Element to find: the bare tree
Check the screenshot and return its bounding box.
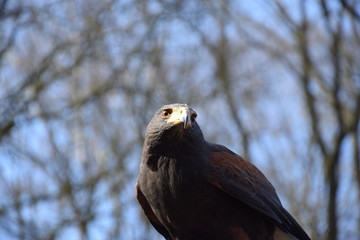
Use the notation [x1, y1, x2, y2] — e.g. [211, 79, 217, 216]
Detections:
[1, 0, 359, 240]
[252, 0, 360, 239]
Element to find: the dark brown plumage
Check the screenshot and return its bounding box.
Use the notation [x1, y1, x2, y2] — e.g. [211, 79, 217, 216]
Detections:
[136, 103, 310, 240]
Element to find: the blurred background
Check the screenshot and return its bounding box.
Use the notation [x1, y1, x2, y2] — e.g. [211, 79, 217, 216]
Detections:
[1, 0, 359, 239]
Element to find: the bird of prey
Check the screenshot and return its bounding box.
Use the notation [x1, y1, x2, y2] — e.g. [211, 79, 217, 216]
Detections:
[136, 103, 310, 240]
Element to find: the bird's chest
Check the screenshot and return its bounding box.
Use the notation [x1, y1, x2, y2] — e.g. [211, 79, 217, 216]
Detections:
[142, 156, 211, 228]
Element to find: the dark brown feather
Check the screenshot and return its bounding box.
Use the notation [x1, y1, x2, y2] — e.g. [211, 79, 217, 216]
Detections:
[208, 150, 282, 222]
[208, 145, 310, 240]
[229, 226, 250, 240]
[136, 181, 172, 240]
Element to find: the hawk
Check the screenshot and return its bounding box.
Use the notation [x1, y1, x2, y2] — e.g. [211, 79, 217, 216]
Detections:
[136, 103, 310, 240]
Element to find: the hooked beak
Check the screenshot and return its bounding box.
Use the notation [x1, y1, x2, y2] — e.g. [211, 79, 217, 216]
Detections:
[166, 106, 196, 129]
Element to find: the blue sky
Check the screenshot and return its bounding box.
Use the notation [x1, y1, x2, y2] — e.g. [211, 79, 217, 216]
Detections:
[1, 0, 359, 239]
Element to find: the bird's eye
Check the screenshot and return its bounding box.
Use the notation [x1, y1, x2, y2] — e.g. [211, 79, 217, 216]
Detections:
[161, 109, 173, 119]
[191, 112, 197, 122]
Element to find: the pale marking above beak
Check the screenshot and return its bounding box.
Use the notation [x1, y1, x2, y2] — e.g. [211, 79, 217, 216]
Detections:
[166, 106, 194, 129]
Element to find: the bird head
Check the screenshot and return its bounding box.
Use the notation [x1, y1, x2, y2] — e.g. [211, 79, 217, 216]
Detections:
[145, 103, 203, 147]
[160, 103, 197, 129]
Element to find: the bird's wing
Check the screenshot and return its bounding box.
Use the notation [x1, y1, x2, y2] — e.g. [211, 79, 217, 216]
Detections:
[136, 181, 172, 240]
[207, 144, 310, 240]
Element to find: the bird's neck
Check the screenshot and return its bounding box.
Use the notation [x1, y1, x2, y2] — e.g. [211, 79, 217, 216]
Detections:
[142, 134, 207, 171]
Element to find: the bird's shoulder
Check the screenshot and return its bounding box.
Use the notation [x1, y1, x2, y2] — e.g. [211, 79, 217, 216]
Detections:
[206, 143, 311, 240]
[207, 143, 277, 196]
[206, 143, 283, 221]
